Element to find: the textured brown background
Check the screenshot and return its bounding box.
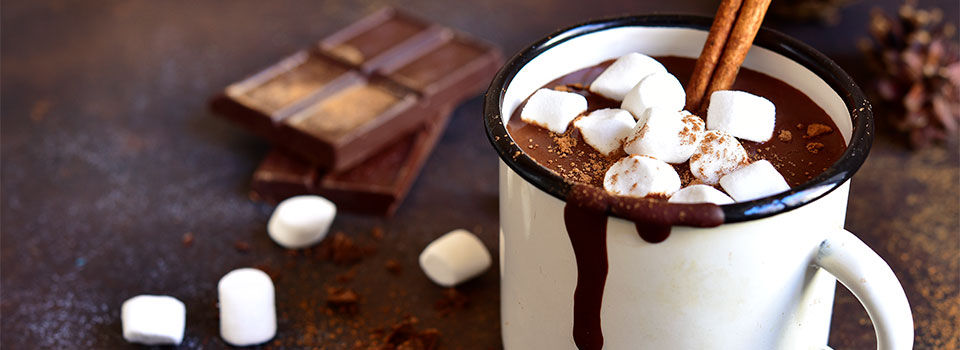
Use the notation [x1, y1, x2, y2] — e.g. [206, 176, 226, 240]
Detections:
[2, 0, 957, 349]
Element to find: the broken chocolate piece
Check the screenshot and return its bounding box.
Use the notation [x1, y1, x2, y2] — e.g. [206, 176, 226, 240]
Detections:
[250, 105, 453, 216]
[211, 8, 502, 171]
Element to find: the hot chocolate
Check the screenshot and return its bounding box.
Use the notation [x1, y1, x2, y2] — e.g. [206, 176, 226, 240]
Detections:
[507, 56, 846, 191]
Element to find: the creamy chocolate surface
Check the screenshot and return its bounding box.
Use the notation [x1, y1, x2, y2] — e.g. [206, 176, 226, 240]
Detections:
[507, 56, 848, 190]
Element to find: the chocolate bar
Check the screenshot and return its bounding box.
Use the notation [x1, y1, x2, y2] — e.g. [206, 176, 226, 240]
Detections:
[211, 8, 501, 171]
[250, 105, 454, 216]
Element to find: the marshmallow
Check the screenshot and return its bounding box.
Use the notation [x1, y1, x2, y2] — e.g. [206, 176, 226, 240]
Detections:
[668, 184, 735, 205]
[719, 160, 791, 202]
[419, 229, 492, 287]
[707, 90, 776, 142]
[219, 268, 276, 346]
[621, 71, 686, 119]
[622, 108, 706, 163]
[689, 130, 749, 185]
[520, 88, 587, 134]
[267, 195, 336, 249]
[121, 295, 185, 345]
[603, 155, 681, 198]
[573, 108, 636, 155]
[589, 53, 667, 101]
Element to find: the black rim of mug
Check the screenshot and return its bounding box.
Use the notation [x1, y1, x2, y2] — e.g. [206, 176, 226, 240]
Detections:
[482, 14, 873, 224]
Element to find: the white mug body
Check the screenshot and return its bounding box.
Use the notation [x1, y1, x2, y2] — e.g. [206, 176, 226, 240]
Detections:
[491, 20, 877, 350]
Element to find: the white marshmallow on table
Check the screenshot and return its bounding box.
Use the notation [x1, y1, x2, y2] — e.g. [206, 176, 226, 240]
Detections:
[668, 184, 735, 205]
[121, 295, 185, 345]
[520, 88, 587, 134]
[603, 155, 681, 198]
[588, 52, 667, 101]
[572, 108, 636, 155]
[620, 71, 686, 119]
[720, 159, 791, 202]
[219, 268, 276, 347]
[419, 229, 492, 287]
[267, 195, 336, 249]
[622, 107, 706, 164]
[707, 90, 776, 142]
[689, 130, 750, 185]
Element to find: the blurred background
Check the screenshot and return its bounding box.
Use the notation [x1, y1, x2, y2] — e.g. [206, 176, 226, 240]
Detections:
[2, 0, 957, 348]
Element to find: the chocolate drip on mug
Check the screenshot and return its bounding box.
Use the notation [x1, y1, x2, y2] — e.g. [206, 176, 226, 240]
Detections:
[564, 184, 724, 349]
[564, 186, 609, 350]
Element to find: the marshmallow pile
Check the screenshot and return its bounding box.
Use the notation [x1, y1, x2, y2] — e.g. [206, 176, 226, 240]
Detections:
[521, 52, 792, 203]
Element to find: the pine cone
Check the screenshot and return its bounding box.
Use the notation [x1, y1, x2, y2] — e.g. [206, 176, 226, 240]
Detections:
[860, 0, 960, 149]
[770, 0, 853, 24]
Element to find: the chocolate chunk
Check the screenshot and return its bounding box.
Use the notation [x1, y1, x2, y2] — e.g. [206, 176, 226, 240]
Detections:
[806, 142, 825, 154]
[211, 8, 501, 171]
[233, 240, 251, 252]
[778, 130, 793, 142]
[326, 286, 360, 314]
[804, 123, 834, 139]
[384, 259, 403, 275]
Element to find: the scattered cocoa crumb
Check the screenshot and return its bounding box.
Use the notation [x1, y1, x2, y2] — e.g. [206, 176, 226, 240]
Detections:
[371, 227, 385, 240]
[804, 123, 833, 139]
[326, 286, 360, 314]
[385, 259, 402, 275]
[568, 83, 586, 90]
[253, 263, 281, 281]
[806, 142, 825, 154]
[554, 134, 577, 155]
[366, 317, 440, 350]
[796, 123, 804, 129]
[233, 240, 250, 252]
[778, 130, 793, 142]
[336, 268, 357, 283]
[552, 84, 571, 92]
[434, 288, 470, 317]
[317, 232, 372, 265]
[181, 232, 194, 247]
[30, 99, 52, 122]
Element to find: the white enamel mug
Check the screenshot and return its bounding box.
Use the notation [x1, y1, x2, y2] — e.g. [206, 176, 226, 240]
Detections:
[483, 15, 913, 350]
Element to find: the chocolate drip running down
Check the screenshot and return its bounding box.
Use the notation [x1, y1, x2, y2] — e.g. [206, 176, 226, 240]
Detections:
[564, 184, 724, 349]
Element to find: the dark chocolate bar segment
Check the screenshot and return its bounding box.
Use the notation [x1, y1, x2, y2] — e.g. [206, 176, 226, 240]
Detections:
[385, 36, 496, 96]
[320, 7, 448, 72]
[212, 7, 502, 172]
[251, 105, 454, 216]
[249, 150, 318, 203]
[223, 51, 358, 121]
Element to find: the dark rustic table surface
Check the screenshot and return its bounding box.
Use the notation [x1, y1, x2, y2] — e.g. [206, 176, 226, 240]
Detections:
[2, 0, 958, 349]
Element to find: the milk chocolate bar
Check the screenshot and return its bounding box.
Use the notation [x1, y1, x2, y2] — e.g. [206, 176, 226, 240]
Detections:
[211, 8, 501, 171]
[250, 105, 453, 216]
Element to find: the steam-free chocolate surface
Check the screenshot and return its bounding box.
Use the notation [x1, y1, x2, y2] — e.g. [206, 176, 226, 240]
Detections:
[2, 1, 957, 349]
[508, 56, 847, 190]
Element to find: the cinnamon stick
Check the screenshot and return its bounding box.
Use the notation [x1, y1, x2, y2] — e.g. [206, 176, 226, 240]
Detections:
[702, 0, 772, 106]
[685, 0, 743, 113]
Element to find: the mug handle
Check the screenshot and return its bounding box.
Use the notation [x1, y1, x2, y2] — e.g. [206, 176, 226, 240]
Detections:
[814, 228, 914, 350]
